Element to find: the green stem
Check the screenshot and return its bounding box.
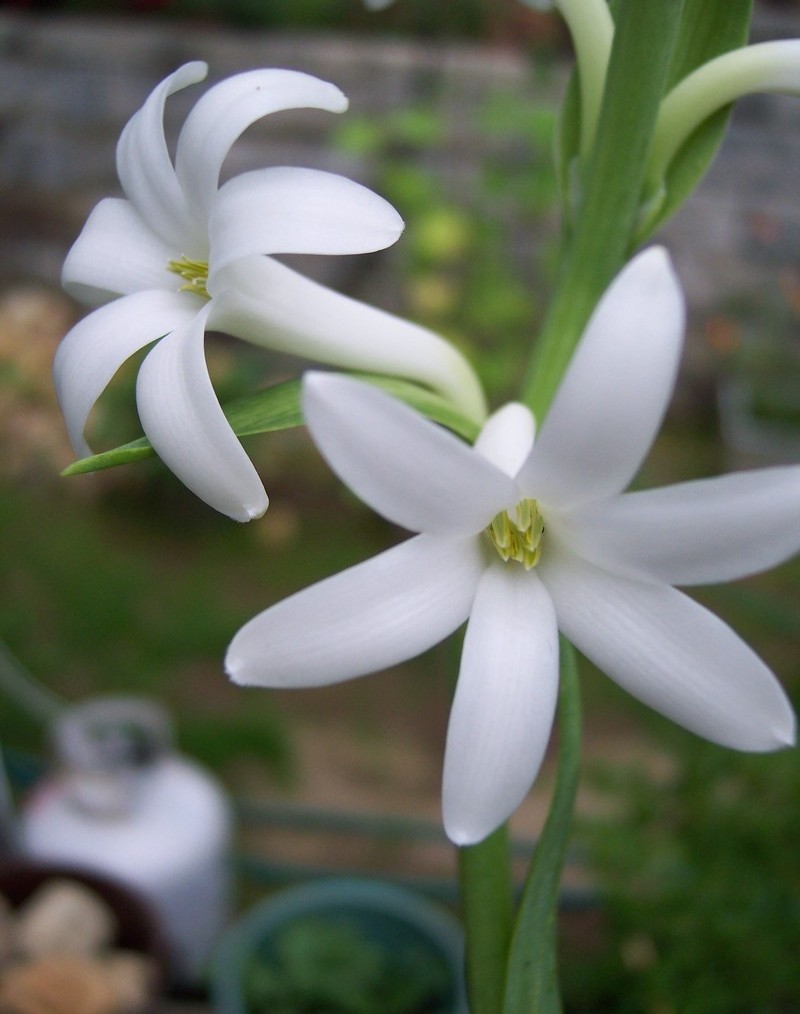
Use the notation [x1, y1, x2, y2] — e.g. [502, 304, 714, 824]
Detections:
[458, 4, 691, 1010]
[521, 0, 686, 418]
[503, 639, 582, 1014]
[458, 824, 515, 1014]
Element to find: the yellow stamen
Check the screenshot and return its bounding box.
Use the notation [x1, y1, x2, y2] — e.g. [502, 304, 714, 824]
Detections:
[167, 255, 210, 298]
[487, 498, 545, 569]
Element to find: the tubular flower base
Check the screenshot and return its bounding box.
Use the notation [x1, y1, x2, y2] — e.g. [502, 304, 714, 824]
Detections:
[226, 247, 798, 845]
[54, 62, 485, 521]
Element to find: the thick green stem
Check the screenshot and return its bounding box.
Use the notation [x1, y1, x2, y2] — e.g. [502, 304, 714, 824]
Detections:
[458, 824, 514, 1014]
[522, 0, 686, 418]
[503, 639, 582, 1014]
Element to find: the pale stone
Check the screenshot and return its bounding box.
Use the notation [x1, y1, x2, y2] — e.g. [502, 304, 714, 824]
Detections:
[15, 880, 117, 960]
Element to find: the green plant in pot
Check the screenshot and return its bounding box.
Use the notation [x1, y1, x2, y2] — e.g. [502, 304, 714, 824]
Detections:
[211, 879, 467, 1014]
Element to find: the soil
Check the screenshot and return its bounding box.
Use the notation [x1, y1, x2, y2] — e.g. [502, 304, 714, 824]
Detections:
[230, 664, 674, 898]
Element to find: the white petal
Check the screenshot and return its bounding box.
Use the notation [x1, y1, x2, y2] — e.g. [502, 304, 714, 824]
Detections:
[651, 41, 800, 186]
[302, 373, 517, 535]
[558, 465, 800, 586]
[116, 62, 207, 251]
[53, 289, 198, 456]
[518, 247, 685, 508]
[226, 534, 484, 687]
[473, 402, 535, 477]
[208, 167, 403, 273]
[135, 303, 268, 522]
[442, 565, 559, 845]
[62, 198, 178, 306]
[540, 550, 796, 750]
[209, 256, 486, 422]
[175, 68, 347, 224]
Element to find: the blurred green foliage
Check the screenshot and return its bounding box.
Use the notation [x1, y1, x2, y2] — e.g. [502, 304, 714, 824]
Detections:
[245, 917, 451, 1013]
[334, 87, 560, 405]
[566, 740, 800, 1012]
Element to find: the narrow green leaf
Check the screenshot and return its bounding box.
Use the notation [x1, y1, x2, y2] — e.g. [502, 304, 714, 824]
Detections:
[60, 379, 305, 476]
[667, 0, 752, 89]
[217, 377, 305, 436]
[61, 436, 157, 475]
[638, 0, 752, 240]
[364, 375, 480, 442]
[503, 638, 582, 1014]
[61, 373, 480, 477]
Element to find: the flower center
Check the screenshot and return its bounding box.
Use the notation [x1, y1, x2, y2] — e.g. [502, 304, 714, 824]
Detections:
[167, 256, 210, 299]
[486, 498, 545, 570]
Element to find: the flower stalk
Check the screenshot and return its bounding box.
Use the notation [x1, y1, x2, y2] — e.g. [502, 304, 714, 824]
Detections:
[458, 825, 515, 1014]
[522, 0, 686, 418]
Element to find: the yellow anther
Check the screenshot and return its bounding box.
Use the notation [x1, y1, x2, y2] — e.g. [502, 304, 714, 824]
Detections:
[487, 498, 545, 569]
[167, 256, 210, 298]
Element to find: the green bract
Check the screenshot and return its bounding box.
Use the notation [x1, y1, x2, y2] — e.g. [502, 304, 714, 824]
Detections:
[61, 375, 480, 477]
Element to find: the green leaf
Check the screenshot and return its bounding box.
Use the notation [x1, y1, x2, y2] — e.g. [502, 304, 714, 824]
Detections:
[61, 374, 480, 477]
[503, 638, 582, 1014]
[637, 0, 752, 241]
[666, 0, 752, 90]
[364, 375, 481, 442]
[61, 436, 157, 475]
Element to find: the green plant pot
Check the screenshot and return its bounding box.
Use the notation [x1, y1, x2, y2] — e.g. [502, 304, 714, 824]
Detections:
[211, 877, 467, 1013]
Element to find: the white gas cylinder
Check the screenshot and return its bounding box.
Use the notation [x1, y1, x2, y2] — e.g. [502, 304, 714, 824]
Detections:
[19, 697, 232, 984]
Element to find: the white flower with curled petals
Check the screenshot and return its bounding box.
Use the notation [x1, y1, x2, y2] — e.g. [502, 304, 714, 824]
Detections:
[55, 62, 485, 522]
[226, 247, 797, 845]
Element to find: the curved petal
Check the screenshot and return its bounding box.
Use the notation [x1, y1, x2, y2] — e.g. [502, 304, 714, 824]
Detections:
[518, 247, 685, 509]
[474, 402, 536, 478]
[53, 289, 197, 456]
[557, 465, 800, 586]
[651, 41, 800, 187]
[540, 549, 796, 751]
[175, 68, 347, 225]
[116, 62, 206, 251]
[442, 565, 559, 845]
[302, 373, 517, 536]
[208, 167, 404, 273]
[226, 533, 484, 687]
[209, 255, 486, 422]
[62, 198, 178, 306]
[135, 303, 268, 522]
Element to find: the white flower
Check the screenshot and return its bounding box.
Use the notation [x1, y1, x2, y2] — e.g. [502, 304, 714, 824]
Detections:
[55, 62, 485, 522]
[225, 248, 797, 845]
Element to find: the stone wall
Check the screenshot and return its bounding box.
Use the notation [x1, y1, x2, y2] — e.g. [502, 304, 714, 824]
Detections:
[2, 8, 800, 377]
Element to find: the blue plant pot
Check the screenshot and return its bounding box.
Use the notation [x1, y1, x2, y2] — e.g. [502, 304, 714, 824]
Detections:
[211, 877, 467, 1013]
